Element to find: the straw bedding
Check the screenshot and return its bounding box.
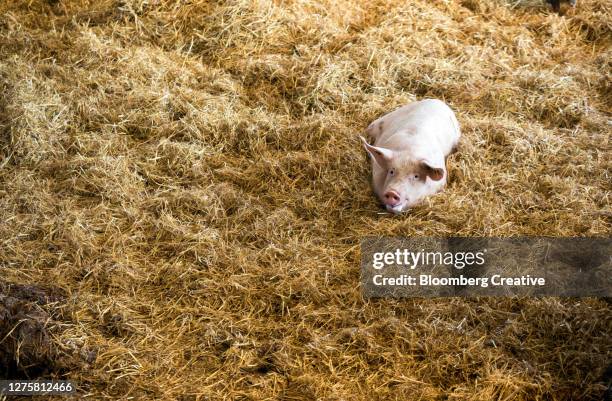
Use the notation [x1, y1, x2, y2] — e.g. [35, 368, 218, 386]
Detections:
[0, 0, 610, 399]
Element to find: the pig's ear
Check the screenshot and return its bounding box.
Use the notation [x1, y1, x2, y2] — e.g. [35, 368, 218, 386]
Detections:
[360, 136, 394, 169]
[420, 160, 444, 181]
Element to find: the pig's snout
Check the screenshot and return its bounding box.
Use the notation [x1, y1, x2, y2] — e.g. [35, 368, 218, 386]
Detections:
[383, 190, 401, 207]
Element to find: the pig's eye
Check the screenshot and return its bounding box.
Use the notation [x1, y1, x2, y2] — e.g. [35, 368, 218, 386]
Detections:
[388, 168, 395, 176]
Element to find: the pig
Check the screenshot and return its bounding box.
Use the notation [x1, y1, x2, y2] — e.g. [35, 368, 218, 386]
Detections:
[360, 99, 460, 214]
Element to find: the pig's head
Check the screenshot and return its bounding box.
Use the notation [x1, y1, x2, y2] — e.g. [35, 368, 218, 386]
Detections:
[361, 136, 445, 214]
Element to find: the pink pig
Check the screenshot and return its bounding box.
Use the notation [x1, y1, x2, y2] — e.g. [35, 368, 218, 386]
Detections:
[361, 99, 461, 214]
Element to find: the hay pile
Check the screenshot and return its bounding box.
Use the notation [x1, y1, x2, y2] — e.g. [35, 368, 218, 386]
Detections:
[0, 280, 76, 379]
[0, 0, 610, 399]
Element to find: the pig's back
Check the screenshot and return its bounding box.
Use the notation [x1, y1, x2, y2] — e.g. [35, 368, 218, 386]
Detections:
[370, 99, 460, 155]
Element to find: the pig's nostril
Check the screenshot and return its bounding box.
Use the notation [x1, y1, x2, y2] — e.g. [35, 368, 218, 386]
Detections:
[384, 190, 401, 206]
[386, 192, 399, 200]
